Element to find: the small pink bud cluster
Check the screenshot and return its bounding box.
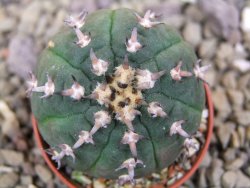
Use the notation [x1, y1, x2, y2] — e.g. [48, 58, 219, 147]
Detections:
[170, 60, 211, 82]
[64, 11, 91, 48]
[45, 144, 75, 169]
[116, 158, 145, 185]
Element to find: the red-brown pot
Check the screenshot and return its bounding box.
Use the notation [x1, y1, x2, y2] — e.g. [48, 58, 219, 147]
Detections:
[32, 83, 214, 188]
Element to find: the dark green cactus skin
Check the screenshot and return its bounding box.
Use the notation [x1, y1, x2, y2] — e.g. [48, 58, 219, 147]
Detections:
[31, 9, 205, 179]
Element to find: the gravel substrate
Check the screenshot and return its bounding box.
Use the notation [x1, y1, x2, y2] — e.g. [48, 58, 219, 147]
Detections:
[0, 0, 250, 187]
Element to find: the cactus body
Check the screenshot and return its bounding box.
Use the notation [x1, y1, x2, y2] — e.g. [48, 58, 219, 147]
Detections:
[31, 9, 205, 181]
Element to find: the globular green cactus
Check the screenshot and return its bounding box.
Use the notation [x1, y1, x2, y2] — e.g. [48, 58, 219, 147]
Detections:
[28, 8, 209, 185]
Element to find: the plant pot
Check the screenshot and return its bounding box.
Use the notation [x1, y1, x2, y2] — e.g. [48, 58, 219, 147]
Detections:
[32, 83, 214, 188]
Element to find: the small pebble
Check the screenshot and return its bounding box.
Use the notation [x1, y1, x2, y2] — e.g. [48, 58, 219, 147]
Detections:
[45, 9, 67, 39]
[235, 170, 250, 187]
[222, 171, 237, 188]
[234, 43, 248, 59]
[35, 15, 49, 37]
[222, 71, 237, 89]
[0, 149, 24, 166]
[22, 162, 35, 176]
[0, 172, 19, 188]
[235, 110, 250, 126]
[237, 126, 246, 147]
[42, 1, 57, 13]
[184, 5, 204, 22]
[0, 63, 8, 79]
[207, 159, 224, 187]
[243, 31, 250, 51]
[0, 166, 13, 173]
[198, 0, 241, 43]
[97, 0, 114, 9]
[69, 0, 97, 13]
[227, 89, 244, 109]
[231, 131, 240, 148]
[241, 7, 250, 32]
[7, 35, 37, 79]
[246, 127, 250, 141]
[21, 175, 33, 185]
[0, 18, 16, 32]
[217, 122, 235, 149]
[198, 39, 217, 59]
[238, 73, 250, 90]
[216, 43, 234, 63]
[225, 158, 245, 171]
[212, 87, 231, 120]
[35, 165, 53, 183]
[223, 148, 236, 162]
[246, 166, 250, 177]
[232, 59, 250, 73]
[197, 168, 207, 188]
[183, 21, 202, 47]
[0, 100, 20, 138]
[18, 1, 42, 34]
[93, 179, 106, 188]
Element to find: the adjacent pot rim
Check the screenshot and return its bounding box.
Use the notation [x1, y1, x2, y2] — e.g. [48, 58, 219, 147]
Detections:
[32, 83, 214, 188]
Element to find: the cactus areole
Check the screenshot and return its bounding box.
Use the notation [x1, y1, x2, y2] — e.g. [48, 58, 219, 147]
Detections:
[30, 9, 206, 183]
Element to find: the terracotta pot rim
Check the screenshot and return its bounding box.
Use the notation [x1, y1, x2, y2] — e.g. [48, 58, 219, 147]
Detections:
[32, 83, 214, 188]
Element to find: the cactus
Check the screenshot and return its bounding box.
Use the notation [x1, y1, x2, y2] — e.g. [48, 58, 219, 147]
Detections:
[28, 9, 209, 185]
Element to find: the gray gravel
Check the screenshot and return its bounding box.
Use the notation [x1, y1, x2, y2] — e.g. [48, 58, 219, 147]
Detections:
[7, 35, 37, 79]
[0, 0, 250, 187]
